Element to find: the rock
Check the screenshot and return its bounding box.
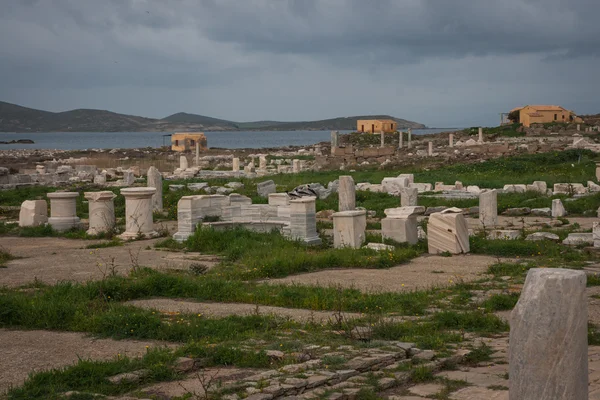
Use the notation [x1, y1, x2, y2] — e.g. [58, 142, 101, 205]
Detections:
[225, 182, 244, 189]
[412, 350, 435, 361]
[427, 209, 470, 254]
[364, 243, 395, 252]
[265, 350, 285, 361]
[487, 230, 520, 240]
[216, 187, 234, 195]
[350, 326, 372, 341]
[173, 357, 196, 373]
[424, 206, 447, 216]
[257, 180, 277, 197]
[562, 233, 593, 246]
[169, 184, 185, 191]
[316, 209, 334, 219]
[502, 207, 531, 216]
[526, 232, 560, 241]
[19, 200, 48, 227]
[503, 184, 527, 193]
[509, 269, 588, 399]
[382, 177, 409, 195]
[187, 182, 209, 191]
[552, 199, 567, 217]
[530, 207, 551, 217]
[107, 369, 150, 384]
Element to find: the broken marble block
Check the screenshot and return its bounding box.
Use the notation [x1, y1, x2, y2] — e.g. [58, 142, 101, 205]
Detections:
[427, 208, 470, 254]
[257, 180, 276, 197]
[381, 206, 425, 245]
[19, 200, 48, 227]
[487, 230, 520, 240]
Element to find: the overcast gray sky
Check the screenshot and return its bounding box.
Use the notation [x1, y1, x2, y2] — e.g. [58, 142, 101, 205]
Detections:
[1, 0, 599, 127]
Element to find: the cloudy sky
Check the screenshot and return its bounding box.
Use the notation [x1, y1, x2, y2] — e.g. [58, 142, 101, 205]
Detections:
[1, 0, 599, 127]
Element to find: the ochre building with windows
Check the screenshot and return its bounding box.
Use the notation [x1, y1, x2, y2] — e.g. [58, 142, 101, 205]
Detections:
[356, 119, 398, 133]
[171, 132, 207, 152]
[510, 105, 583, 127]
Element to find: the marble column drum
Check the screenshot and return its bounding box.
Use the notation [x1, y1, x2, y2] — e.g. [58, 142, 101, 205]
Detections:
[119, 187, 158, 239]
[47, 192, 81, 231]
[289, 197, 321, 245]
[84, 191, 116, 235]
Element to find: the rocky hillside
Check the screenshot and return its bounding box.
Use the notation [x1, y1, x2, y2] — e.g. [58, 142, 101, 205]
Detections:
[0, 101, 425, 132]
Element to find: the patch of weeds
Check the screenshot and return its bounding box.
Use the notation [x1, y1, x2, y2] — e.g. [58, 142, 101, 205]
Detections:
[354, 387, 384, 400]
[431, 310, 508, 334]
[440, 251, 452, 257]
[321, 355, 346, 369]
[189, 264, 209, 275]
[589, 323, 600, 345]
[371, 320, 462, 350]
[410, 365, 434, 383]
[188, 226, 423, 279]
[487, 262, 531, 278]
[481, 293, 520, 312]
[154, 238, 186, 251]
[588, 274, 600, 287]
[85, 239, 123, 249]
[463, 343, 494, 366]
[434, 378, 469, 399]
[0, 246, 17, 267]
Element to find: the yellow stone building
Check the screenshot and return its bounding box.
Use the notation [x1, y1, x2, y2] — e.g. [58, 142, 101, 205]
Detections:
[171, 132, 207, 152]
[356, 119, 398, 133]
[510, 105, 582, 127]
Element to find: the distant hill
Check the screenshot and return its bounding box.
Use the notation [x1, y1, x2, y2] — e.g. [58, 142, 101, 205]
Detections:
[0, 101, 425, 132]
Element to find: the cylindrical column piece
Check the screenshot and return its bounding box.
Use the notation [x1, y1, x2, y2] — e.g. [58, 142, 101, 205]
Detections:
[47, 192, 80, 231]
[119, 187, 157, 239]
[84, 191, 116, 235]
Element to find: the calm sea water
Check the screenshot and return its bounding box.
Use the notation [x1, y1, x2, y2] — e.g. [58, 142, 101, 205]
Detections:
[0, 128, 455, 150]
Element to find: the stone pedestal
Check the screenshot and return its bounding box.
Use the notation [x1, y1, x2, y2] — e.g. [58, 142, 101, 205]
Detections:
[449, 133, 454, 147]
[19, 200, 48, 227]
[478, 127, 483, 143]
[147, 166, 163, 212]
[292, 159, 300, 173]
[47, 192, 80, 231]
[119, 187, 157, 239]
[479, 189, 498, 227]
[400, 187, 418, 207]
[173, 195, 203, 242]
[427, 209, 469, 254]
[180, 155, 188, 170]
[509, 268, 588, 400]
[332, 210, 366, 248]
[232, 158, 240, 172]
[382, 206, 425, 245]
[290, 197, 321, 245]
[84, 191, 116, 235]
[338, 175, 356, 211]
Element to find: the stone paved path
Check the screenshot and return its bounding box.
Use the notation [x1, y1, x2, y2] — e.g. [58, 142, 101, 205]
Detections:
[265, 255, 502, 292]
[0, 329, 176, 394]
[0, 236, 219, 287]
[125, 298, 362, 323]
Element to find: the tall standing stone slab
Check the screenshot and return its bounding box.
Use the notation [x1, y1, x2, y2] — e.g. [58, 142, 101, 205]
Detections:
[398, 131, 403, 149]
[596, 162, 600, 181]
[47, 192, 81, 231]
[122, 170, 135, 186]
[428, 141, 433, 156]
[332, 210, 366, 249]
[173, 195, 203, 242]
[407, 128, 412, 148]
[19, 200, 48, 227]
[180, 155, 188, 170]
[338, 176, 356, 211]
[331, 131, 339, 148]
[257, 180, 276, 198]
[147, 166, 163, 212]
[479, 189, 498, 227]
[259, 156, 267, 170]
[289, 197, 321, 245]
[292, 159, 301, 173]
[380, 132, 385, 148]
[552, 198, 567, 217]
[119, 187, 158, 239]
[84, 191, 116, 235]
[478, 127, 483, 143]
[449, 133, 454, 147]
[232, 158, 240, 172]
[509, 268, 588, 400]
[427, 208, 470, 254]
[594, 221, 600, 248]
[400, 187, 418, 207]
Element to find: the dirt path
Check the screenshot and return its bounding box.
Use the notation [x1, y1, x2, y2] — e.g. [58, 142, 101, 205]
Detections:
[265, 254, 502, 293]
[0, 329, 175, 394]
[0, 236, 219, 288]
[125, 298, 361, 323]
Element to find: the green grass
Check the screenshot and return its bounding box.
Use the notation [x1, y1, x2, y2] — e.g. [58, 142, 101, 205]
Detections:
[85, 239, 123, 249]
[0, 247, 17, 267]
[470, 235, 588, 263]
[186, 226, 423, 279]
[431, 310, 508, 334]
[463, 343, 494, 365]
[481, 293, 520, 311]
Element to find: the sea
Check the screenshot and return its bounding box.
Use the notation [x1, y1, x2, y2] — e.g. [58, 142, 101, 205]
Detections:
[0, 128, 456, 151]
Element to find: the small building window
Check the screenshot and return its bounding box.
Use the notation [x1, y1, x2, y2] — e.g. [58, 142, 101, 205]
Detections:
[554, 114, 557, 120]
[175, 139, 179, 146]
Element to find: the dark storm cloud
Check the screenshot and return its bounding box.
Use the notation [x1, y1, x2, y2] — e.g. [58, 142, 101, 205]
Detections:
[0, 0, 599, 125]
